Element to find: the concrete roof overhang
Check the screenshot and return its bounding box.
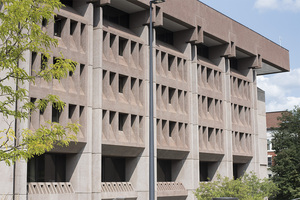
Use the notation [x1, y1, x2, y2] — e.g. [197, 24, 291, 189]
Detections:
[93, 0, 290, 75]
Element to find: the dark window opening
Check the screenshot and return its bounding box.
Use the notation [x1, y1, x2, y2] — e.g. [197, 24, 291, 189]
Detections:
[200, 162, 209, 181]
[69, 66, 75, 77]
[81, 24, 85, 35]
[169, 121, 176, 137]
[119, 75, 128, 93]
[27, 153, 66, 182]
[208, 128, 213, 142]
[70, 20, 77, 35]
[207, 98, 213, 113]
[168, 87, 175, 104]
[207, 68, 212, 83]
[30, 98, 37, 122]
[118, 113, 128, 131]
[197, 44, 209, 59]
[31, 52, 37, 72]
[168, 55, 175, 71]
[131, 41, 136, 54]
[131, 77, 136, 90]
[157, 159, 172, 182]
[39, 99, 45, 115]
[119, 37, 127, 56]
[60, 0, 73, 7]
[230, 58, 238, 70]
[109, 111, 116, 125]
[80, 64, 85, 76]
[103, 6, 129, 28]
[109, 72, 116, 86]
[102, 157, 126, 182]
[268, 157, 272, 167]
[69, 104, 76, 119]
[52, 106, 61, 123]
[54, 16, 63, 37]
[42, 18, 47, 27]
[200, 162, 217, 181]
[110, 34, 116, 48]
[156, 27, 173, 45]
[131, 115, 137, 127]
[162, 120, 167, 131]
[41, 54, 48, 71]
[233, 163, 245, 180]
[79, 106, 84, 117]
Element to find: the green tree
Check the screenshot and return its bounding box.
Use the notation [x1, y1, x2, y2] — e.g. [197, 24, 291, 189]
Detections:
[0, 0, 79, 165]
[271, 106, 300, 199]
[194, 172, 278, 200]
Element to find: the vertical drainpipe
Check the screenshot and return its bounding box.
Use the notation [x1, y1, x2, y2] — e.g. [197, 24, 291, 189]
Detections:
[13, 66, 19, 200]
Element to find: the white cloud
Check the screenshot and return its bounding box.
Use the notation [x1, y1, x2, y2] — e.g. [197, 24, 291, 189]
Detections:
[257, 68, 300, 112]
[254, 0, 300, 11]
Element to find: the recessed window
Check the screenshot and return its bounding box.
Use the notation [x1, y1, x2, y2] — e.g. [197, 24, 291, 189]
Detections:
[27, 153, 66, 182]
[131, 115, 137, 127]
[197, 44, 209, 58]
[60, 0, 73, 7]
[42, 18, 47, 27]
[119, 37, 127, 56]
[168, 87, 175, 104]
[79, 106, 84, 117]
[110, 34, 116, 48]
[70, 20, 77, 35]
[109, 111, 116, 125]
[52, 106, 61, 123]
[119, 75, 128, 93]
[230, 58, 238, 70]
[169, 121, 176, 137]
[157, 159, 172, 182]
[208, 128, 213, 142]
[168, 55, 175, 72]
[131, 77, 136, 90]
[41, 54, 48, 71]
[118, 113, 128, 131]
[131, 41, 136, 54]
[102, 157, 126, 182]
[69, 104, 76, 119]
[103, 6, 129, 28]
[207, 97, 213, 113]
[156, 27, 174, 45]
[109, 72, 116, 86]
[54, 16, 63, 37]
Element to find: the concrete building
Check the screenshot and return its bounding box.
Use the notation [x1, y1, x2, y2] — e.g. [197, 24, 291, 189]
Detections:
[266, 111, 284, 178]
[0, 0, 290, 199]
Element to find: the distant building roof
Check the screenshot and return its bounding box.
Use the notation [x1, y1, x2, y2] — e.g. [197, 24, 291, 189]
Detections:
[266, 111, 284, 129]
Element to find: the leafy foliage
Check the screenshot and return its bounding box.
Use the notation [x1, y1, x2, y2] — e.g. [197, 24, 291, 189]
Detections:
[271, 106, 300, 199]
[0, 0, 79, 165]
[194, 172, 278, 200]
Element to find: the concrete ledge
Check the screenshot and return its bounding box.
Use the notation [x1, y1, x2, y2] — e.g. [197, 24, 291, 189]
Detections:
[101, 182, 137, 200]
[28, 182, 76, 200]
[157, 182, 188, 197]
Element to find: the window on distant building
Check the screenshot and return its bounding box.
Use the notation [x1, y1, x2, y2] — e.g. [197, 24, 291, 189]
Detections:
[268, 156, 272, 167]
[267, 138, 272, 151]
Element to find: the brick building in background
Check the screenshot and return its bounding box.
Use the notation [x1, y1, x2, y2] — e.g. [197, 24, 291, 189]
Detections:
[266, 111, 284, 177]
[0, 0, 290, 199]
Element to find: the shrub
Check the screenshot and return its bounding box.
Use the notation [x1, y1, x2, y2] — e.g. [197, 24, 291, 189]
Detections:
[194, 172, 278, 200]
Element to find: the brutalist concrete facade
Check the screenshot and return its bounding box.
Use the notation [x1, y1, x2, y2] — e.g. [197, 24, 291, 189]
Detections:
[0, 0, 290, 200]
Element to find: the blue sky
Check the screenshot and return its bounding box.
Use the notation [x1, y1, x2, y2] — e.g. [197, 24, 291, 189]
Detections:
[199, 0, 300, 112]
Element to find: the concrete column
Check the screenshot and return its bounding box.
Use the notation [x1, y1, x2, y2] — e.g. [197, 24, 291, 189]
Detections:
[128, 24, 150, 200]
[92, 5, 102, 200]
[221, 58, 233, 178]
